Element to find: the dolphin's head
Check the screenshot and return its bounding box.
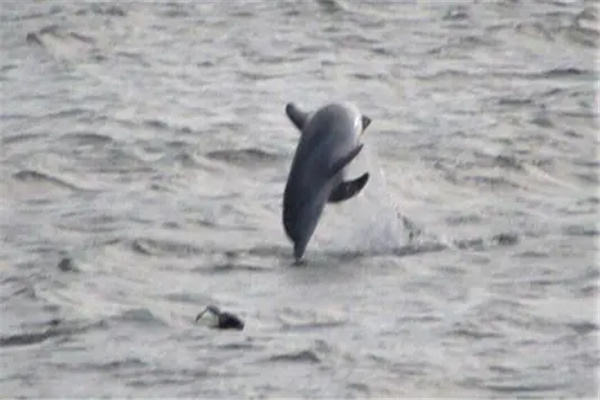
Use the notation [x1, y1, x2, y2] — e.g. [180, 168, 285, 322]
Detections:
[288, 102, 371, 140]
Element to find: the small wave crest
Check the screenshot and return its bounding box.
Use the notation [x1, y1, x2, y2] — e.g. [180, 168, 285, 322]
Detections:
[106, 308, 167, 327]
[26, 25, 102, 62]
[264, 349, 321, 364]
[13, 169, 89, 192]
[131, 238, 204, 257]
[277, 306, 348, 331]
[205, 148, 283, 167]
[0, 319, 96, 348]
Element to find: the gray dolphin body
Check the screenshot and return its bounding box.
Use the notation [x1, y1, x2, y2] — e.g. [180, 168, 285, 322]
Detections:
[283, 102, 372, 261]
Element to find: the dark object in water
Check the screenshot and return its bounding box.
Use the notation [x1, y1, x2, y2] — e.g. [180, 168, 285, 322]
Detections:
[195, 305, 244, 331]
[26, 32, 42, 45]
[57, 257, 79, 272]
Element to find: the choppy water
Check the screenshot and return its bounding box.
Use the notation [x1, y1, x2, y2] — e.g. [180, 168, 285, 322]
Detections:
[1, 0, 599, 398]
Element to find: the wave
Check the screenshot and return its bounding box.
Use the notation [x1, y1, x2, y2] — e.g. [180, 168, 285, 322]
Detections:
[205, 148, 283, 167]
[415, 67, 597, 82]
[0, 319, 97, 348]
[106, 308, 167, 327]
[60, 131, 113, 146]
[263, 349, 321, 364]
[131, 238, 204, 257]
[13, 169, 90, 192]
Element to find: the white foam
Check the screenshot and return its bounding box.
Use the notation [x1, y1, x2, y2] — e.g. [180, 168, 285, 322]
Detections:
[316, 144, 411, 254]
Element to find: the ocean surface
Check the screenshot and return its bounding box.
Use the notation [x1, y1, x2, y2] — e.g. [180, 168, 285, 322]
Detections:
[1, 0, 599, 398]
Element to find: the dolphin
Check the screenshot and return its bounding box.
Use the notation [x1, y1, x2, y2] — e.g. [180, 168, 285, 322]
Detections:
[283, 102, 372, 261]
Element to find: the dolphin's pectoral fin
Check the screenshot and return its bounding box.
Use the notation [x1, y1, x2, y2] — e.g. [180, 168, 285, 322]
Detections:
[328, 144, 364, 178]
[286, 103, 309, 131]
[328, 173, 369, 203]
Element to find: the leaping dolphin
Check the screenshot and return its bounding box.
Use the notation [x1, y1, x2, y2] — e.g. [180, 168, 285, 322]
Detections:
[283, 102, 372, 262]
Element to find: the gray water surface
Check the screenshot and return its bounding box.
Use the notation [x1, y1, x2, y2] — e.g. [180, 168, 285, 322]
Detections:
[1, 1, 599, 398]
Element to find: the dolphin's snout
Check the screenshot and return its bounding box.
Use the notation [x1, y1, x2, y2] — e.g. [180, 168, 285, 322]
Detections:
[294, 242, 306, 262]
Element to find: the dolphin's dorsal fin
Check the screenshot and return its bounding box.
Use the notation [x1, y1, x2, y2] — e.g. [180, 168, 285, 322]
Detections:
[328, 173, 369, 203]
[286, 103, 309, 131]
[362, 115, 371, 131]
[328, 144, 364, 178]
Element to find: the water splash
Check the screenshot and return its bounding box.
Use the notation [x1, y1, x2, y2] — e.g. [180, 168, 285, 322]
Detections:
[317, 144, 413, 254]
